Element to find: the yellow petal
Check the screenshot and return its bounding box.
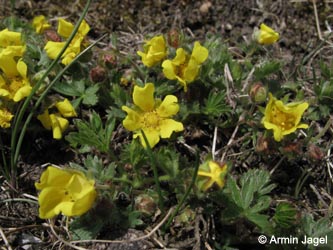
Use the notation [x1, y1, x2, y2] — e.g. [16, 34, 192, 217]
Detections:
[67, 175, 96, 216]
[78, 20, 90, 37]
[49, 114, 69, 139]
[32, 15, 51, 34]
[162, 60, 176, 80]
[0, 89, 10, 97]
[133, 83, 155, 111]
[156, 95, 180, 117]
[159, 118, 184, 138]
[122, 106, 143, 131]
[134, 129, 160, 148]
[191, 41, 208, 64]
[172, 48, 187, 65]
[57, 18, 74, 38]
[44, 41, 66, 60]
[13, 85, 32, 102]
[0, 28, 22, 47]
[37, 110, 52, 130]
[183, 58, 200, 83]
[257, 23, 279, 45]
[137, 35, 166, 67]
[35, 166, 72, 190]
[17, 59, 27, 78]
[0, 46, 25, 77]
[38, 187, 66, 218]
[55, 99, 77, 117]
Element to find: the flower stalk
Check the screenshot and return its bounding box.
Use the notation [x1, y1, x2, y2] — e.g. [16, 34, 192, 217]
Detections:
[10, 0, 93, 185]
[141, 129, 164, 211]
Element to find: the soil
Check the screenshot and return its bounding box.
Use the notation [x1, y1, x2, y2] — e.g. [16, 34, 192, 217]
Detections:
[1, 0, 333, 249]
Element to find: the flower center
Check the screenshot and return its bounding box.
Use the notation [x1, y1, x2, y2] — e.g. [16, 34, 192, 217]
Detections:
[64, 190, 76, 202]
[270, 106, 295, 131]
[9, 77, 23, 94]
[175, 62, 187, 78]
[142, 111, 160, 129]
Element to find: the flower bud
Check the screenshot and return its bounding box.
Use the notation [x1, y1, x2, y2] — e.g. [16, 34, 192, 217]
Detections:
[134, 194, 157, 216]
[32, 70, 49, 94]
[307, 144, 324, 161]
[90, 65, 107, 83]
[249, 82, 267, 103]
[44, 29, 61, 42]
[103, 53, 117, 69]
[256, 134, 272, 153]
[120, 69, 134, 86]
[167, 29, 180, 48]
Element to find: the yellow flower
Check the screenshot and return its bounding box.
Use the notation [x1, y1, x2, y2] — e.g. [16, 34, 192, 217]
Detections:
[37, 99, 77, 139]
[122, 83, 184, 148]
[0, 108, 13, 128]
[255, 23, 279, 45]
[0, 59, 32, 102]
[137, 35, 167, 67]
[32, 15, 51, 34]
[35, 166, 96, 219]
[197, 160, 228, 191]
[44, 18, 90, 65]
[162, 41, 208, 91]
[262, 93, 309, 142]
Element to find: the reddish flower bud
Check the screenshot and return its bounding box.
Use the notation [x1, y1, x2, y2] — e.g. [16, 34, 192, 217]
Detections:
[167, 29, 180, 48]
[44, 29, 61, 42]
[103, 53, 117, 69]
[90, 66, 106, 83]
[307, 144, 324, 161]
[134, 194, 157, 216]
[256, 134, 273, 153]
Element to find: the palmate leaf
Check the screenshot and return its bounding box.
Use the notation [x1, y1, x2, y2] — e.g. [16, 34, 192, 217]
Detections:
[71, 218, 104, 240]
[52, 80, 99, 106]
[203, 90, 230, 118]
[254, 61, 281, 81]
[82, 84, 99, 105]
[221, 169, 275, 233]
[53, 80, 85, 96]
[66, 111, 115, 153]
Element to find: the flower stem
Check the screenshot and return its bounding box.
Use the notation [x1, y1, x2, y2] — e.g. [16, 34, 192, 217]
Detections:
[10, 0, 93, 184]
[140, 130, 164, 211]
[164, 151, 199, 230]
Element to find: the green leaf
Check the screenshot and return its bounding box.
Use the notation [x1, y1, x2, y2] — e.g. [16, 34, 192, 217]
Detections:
[53, 80, 85, 96]
[65, 112, 116, 153]
[249, 195, 271, 214]
[82, 84, 99, 106]
[70, 215, 104, 240]
[246, 213, 273, 234]
[109, 84, 129, 108]
[156, 147, 180, 179]
[301, 214, 333, 238]
[222, 169, 275, 233]
[226, 177, 243, 209]
[203, 90, 230, 118]
[239, 172, 256, 209]
[254, 61, 281, 81]
[128, 210, 144, 228]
